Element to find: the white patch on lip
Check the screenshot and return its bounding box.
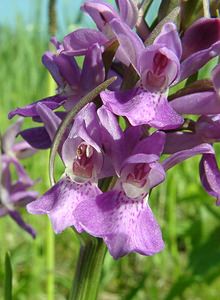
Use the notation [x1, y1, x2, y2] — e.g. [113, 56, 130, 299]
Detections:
[122, 181, 149, 199]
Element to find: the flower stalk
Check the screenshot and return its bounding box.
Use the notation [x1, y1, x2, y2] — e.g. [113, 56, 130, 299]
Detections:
[69, 235, 106, 300]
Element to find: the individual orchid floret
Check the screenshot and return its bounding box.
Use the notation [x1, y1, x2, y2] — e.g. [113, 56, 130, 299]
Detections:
[82, 0, 138, 32]
[101, 21, 183, 129]
[9, 43, 105, 119]
[27, 103, 123, 233]
[171, 63, 220, 115]
[63, 0, 139, 60]
[0, 119, 38, 237]
[74, 131, 166, 258]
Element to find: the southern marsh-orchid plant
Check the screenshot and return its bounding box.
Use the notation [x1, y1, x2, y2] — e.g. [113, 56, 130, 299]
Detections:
[0, 118, 37, 237]
[7, 0, 220, 299]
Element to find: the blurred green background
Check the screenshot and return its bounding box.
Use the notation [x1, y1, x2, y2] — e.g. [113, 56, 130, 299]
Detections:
[1, 1, 220, 299]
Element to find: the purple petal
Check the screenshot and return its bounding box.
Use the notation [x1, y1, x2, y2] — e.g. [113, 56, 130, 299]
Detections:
[75, 190, 164, 258]
[164, 132, 203, 154]
[53, 53, 81, 87]
[10, 190, 38, 205]
[42, 52, 64, 86]
[212, 63, 220, 93]
[82, 0, 118, 31]
[20, 127, 51, 150]
[118, 0, 138, 28]
[170, 91, 220, 115]
[36, 103, 61, 141]
[81, 44, 105, 92]
[27, 177, 102, 233]
[162, 143, 214, 171]
[195, 115, 220, 142]
[180, 41, 220, 81]
[133, 131, 166, 157]
[2, 118, 23, 154]
[8, 94, 65, 119]
[12, 141, 37, 159]
[200, 154, 220, 205]
[109, 18, 144, 67]
[154, 22, 182, 59]
[63, 29, 108, 56]
[9, 210, 36, 238]
[182, 18, 220, 60]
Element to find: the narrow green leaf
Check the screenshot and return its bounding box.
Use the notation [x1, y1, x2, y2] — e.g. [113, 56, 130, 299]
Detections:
[144, 6, 180, 46]
[168, 79, 213, 101]
[4, 252, 13, 300]
[120, 64, 140, 91]
[102, 39, 119, 74]
[158, 0, 179, 22]
[49, 76, 116, 185]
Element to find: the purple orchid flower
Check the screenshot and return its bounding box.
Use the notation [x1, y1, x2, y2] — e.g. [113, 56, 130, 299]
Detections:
[100, 21, 183, 129]
[27, 103, 123, 234]
[63, 0, 138, 56]
[0, 119, 37, 237]
[74, 131, 166, 258]
[9, 43, 105, 119]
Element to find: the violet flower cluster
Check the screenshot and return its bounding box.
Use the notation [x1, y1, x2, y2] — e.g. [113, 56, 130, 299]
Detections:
[9, 0, 220, 258]
[0, 119, 37, 237]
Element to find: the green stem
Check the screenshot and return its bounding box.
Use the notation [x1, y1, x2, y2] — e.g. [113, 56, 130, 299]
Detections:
[46, 220, 55, 300]
[69, 236, 106, 300]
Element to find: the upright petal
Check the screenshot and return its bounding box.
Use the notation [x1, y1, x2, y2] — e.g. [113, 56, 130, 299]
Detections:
[81, 44, 105, 92]
[63, 29, 108, 56]
[42, 52, 64, 86]
[27, 177, 102, 233]
[109, 18, 144, 67]
[154, 22, 182, 59]
[82, 0, 118, 32]
[118, 0, 138, 28]
[75, 190, 164, 258]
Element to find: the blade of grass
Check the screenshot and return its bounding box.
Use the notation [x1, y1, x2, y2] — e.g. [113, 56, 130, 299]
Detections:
[4, 252, 12, 300]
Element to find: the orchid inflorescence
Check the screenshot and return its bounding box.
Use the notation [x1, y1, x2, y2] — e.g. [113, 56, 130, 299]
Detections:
[8, 0, 220, 258]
